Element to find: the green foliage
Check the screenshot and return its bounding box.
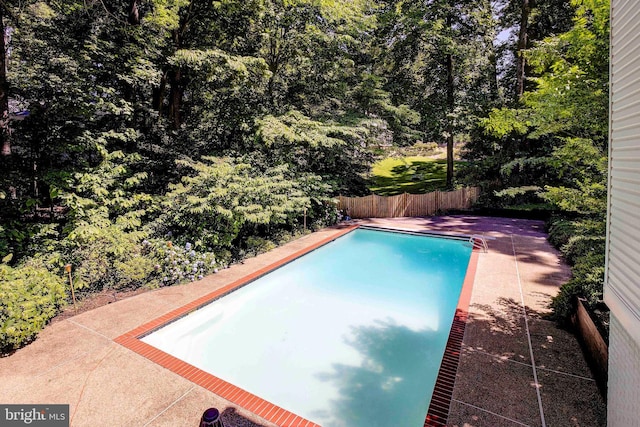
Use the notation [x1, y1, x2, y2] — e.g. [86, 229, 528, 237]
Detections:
[551, 251, 605, 323]
[561, 235, 606, 266]
[543, 138, 607, 214]
[547, 217, 605, 248]
[245, 236, 277, 256]
[0, 222, 20, 262]
[1, 259, 66, 351]
[545, 184, 607, 214]
[144, 0, 190, 30]
[256, 110, 374, 194]
[463, 1, 610, 324]
[466, 1, 609, 205]
[48, 146, 161, 292]
[142, 239, 220, 286]
[64, 223, 152, 292]
[349, 74, 423, 145]
[500, 157, 551, 179]
[259, 110, 351, 149]
[480, 108, 529, 138]
[525, 0, 609, 141]
[0, 220, 61, 264]
[62, 148, 156, 230]
[548, 215, 607, 324]
[174, 48, 270, 153]
[492, 186, 550, 210]
[379, 0, 501, 147]
[157, 156, 311, 253]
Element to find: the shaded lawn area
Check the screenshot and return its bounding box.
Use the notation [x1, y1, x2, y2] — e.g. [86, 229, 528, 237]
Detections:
[370, 157, 463, 196]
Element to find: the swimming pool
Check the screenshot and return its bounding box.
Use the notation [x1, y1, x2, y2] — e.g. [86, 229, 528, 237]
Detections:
[137, 227, 472, 427]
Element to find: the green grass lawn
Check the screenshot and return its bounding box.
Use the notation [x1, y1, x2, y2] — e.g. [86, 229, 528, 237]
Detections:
[369, 156, 454, 196]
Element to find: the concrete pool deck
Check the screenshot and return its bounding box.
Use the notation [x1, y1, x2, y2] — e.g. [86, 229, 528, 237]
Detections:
[0, 216, 606, 426]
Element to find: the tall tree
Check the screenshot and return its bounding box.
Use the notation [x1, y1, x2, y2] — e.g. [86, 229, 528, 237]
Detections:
[445, 3, 455, 187]
[515, 0, 530, 99]
[0, 3, 10, 156]
[379, 0, 499, 186]
[464, 0, 609, 209]
[497, 0, 575, 102]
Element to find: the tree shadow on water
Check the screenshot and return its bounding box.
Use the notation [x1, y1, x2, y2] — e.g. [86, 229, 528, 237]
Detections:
[312, 318, 442, 427]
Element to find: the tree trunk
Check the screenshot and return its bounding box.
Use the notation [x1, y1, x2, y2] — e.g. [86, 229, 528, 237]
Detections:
[162, 20, 189, 128]
[128, 0, 140, 25]
[445, 5, 454, 188]
[168, 69, 183, 128]
[266, 34, 281, 106]
[267, 61, 278, 104]
[0, 7, 11, 156]
[516, 0, 530, 99]
[488, 41, 501, 106]
[446, 51, 454, 188]
[153, 72, 167, 114]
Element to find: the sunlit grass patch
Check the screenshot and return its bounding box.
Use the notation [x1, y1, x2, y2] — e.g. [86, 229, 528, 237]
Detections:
[369, 156, 451, 196]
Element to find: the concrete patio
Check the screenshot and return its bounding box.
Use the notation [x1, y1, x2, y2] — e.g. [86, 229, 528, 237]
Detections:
[0, 216, 606, 426]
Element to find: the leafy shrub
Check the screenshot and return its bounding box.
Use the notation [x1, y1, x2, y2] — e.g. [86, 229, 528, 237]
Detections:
[156, 157, 311, 253]
[245, 237, 276, 256]
[571, 254, 607, 305]
[402, 141, 438, 156]
[551, 252, 605, 323]
[548, 215, 607, 325]
[65, 223, 154, 292]
[0, 220, 57, 264]
[561, 235, 606, 265]
[307, 201, 341, 230]
[547, 218, 577, 248]
[547, 217, 606, 248]
[0, 224, 10, 260]
[143, 239, 220, 286]
[542, 138, 608, 215]
[1, 259, 66, 351]
[493, 186, 548, 209]
[550, 280, 582, 322]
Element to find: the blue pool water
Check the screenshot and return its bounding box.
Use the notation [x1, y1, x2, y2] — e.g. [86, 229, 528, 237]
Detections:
[142, 228, 472, 427]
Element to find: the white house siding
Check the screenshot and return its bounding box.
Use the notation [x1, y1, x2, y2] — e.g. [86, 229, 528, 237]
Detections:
[607, 0, 640, 424]
[608, 317, 640, 426]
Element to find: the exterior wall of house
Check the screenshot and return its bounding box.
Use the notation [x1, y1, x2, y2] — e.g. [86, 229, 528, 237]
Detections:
[607, 1, 640, 424]
[608, 316, 640, 426]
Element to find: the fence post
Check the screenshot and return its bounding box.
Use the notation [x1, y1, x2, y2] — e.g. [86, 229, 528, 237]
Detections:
[65, 264, 77, 312]
[374, 194, 378, 218]
[402, 193, 408, 217]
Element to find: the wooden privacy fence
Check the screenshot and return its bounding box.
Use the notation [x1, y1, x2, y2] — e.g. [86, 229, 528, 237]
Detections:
[337, 187, 480, 218]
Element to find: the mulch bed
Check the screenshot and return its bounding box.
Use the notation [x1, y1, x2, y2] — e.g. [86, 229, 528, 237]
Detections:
[51, 287, 151, 323]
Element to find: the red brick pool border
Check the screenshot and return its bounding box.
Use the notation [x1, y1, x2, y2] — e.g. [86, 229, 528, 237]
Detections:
[424, 249, 479, 426]
[114, 224, 479, 427]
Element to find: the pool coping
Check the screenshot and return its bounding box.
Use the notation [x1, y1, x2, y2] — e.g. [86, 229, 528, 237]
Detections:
[114, 224, 479, 427]
[424, 250, 478, 426]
